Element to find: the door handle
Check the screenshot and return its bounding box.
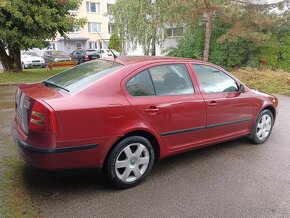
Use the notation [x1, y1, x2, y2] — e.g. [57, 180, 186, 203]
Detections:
[145, 106, 159, 113]
[208, 101, 217, 106]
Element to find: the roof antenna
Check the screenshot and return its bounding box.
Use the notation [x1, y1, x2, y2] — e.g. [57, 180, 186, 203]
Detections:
[96, 31, 117, 65]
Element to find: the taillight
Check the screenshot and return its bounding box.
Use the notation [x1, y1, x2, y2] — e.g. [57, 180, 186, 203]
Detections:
[29, 101, 58, 133]
[85, 55, 88, 59]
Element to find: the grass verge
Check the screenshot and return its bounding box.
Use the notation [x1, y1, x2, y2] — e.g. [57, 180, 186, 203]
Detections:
[0, 67, 69, 84]
[232, 68, 290, 96]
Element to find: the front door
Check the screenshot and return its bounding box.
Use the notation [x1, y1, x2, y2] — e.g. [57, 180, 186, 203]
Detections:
[123, 63, 206, 151]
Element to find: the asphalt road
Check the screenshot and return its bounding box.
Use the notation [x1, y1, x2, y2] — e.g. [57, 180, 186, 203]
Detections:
[1, 85, 290, 217]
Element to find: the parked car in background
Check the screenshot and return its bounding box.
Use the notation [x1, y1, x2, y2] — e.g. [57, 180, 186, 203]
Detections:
[70, 50, 94, 64]
[21, 52, 46, 69]
[12, 56, 278, 188]
[85, 50, 101, 59]
[99, 49, 120, 58]
[98, 49, 112, 58]
[42, 50, 71, 64]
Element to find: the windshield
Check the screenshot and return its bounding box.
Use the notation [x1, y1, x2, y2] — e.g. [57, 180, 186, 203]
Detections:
[45, 60, 123, 92]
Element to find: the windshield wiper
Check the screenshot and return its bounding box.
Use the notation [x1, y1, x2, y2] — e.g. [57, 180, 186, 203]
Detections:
[43, 80, 70, 92]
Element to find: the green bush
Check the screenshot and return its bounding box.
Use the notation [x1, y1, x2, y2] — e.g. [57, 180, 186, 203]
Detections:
[108, 33, 121, 52]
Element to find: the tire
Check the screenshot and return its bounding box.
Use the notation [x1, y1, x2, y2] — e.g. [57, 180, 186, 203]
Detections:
[78, 57, 84, 64]
[249, 110, 274, 144]
[106, 136, 155, 188]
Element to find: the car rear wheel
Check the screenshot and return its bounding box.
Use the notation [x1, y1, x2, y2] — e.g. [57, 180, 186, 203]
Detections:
[78, 57, 84, 64]
[250, 110, 274, 144]
[106, 136, 155, 188]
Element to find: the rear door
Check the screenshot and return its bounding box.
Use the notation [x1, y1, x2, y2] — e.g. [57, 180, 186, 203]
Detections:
[191, 64, 253, 144]
[123, 62, 206, 151]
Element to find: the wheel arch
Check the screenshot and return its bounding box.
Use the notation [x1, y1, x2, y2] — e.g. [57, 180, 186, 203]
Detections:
[103, 130, 161, 170]
[261, 105, 276, 121]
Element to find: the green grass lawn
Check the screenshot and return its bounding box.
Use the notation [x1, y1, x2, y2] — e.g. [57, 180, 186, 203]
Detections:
[0, 67, 289, 96]
[0, 67, 69, 84]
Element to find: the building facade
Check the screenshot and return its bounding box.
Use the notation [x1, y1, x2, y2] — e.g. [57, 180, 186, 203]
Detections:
[43, 0, 182, 56]
[49, 0, 115, 54]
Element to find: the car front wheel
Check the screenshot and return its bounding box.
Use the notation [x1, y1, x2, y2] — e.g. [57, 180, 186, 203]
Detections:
[106, 136, 155, 188]
[250, 110, 274, 144]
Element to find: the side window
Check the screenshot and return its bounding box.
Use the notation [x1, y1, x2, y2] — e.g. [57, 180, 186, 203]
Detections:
[193, 64, 238, 93]
[126, 70, 155, 96]
[149, 64, 194, 96]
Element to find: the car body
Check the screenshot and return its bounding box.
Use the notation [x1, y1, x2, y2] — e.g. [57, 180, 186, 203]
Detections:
[42, 50, 71, 64]
[21, 53, 46, 69]
[70, 50, 99, 64]
[12, 56, 278, 188]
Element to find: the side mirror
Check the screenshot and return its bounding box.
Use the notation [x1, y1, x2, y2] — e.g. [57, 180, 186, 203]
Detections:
[239, 84, 245, 93]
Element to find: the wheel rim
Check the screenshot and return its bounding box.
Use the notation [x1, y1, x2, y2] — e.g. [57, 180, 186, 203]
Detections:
[115, 143, 150, 183]
[256, 114, 272, 140]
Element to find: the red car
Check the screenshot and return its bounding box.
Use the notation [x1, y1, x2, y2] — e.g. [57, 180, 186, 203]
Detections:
[12, 56, 278, 188]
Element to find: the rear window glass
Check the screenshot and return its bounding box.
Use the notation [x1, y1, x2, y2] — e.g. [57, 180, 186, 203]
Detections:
[45, 60, 123, 92]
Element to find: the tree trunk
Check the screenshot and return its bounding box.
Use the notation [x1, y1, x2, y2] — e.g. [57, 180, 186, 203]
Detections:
[203, 11, 213, 62]
[151, 30, 156, 56]
[0, 44, 22, 72]
[9, 48, 22, 72]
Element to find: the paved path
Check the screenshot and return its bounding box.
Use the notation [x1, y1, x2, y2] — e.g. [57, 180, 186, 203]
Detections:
[1, 85, 290, 217]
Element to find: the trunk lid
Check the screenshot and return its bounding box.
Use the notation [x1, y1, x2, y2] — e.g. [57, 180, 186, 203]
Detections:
[15, 83, 63, 134]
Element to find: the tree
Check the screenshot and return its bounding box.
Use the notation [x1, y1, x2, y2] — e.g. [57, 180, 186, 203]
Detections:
[169, 0, 288, 61]
[0, 0, 85, 72]
[111, 0, 170, 55]
[108, 33, 121, 52]
[169, 0, 230, 61]
[167, 19, 259, 69]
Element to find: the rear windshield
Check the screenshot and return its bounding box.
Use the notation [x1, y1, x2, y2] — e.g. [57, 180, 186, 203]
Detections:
[45, 60, 123, 92]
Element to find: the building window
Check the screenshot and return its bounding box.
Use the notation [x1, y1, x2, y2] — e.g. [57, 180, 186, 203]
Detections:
[86, 2, 100, 13]
[89, 41, 98, 49]
[108, 23, 115, 34]
[166, 27, 183, 37]
[89, 42, 93, 49]
[88, 22, 102, 33]
[76, 42, 82, 49]
[107, 4, 113, 14]
[48, 42, 56, 50]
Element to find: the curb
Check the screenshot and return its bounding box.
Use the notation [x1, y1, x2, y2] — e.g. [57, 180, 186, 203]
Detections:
[0, 83, 19, 86]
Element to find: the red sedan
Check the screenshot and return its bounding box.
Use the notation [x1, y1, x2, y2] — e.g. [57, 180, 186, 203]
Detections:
[12, 56, 278, 188]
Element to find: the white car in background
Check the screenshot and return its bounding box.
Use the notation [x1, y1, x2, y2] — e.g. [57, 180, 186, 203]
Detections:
[21, 52, 46, 69]
[99, 49, 120, 58]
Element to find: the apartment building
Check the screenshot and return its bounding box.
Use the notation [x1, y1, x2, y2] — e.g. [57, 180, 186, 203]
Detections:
[44, 0, 183, 55]
[48, 0, 115, 54]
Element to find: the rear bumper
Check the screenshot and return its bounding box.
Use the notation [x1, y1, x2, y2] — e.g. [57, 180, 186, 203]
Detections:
[11, 122, 102, 170]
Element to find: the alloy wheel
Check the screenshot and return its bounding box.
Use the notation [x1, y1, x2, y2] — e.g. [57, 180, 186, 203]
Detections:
[114, 143, 150, 183]
[256, 114, 272, 140]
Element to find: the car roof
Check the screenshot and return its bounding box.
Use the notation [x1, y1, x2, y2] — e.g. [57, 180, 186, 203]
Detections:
[113, 56, 206, 66]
